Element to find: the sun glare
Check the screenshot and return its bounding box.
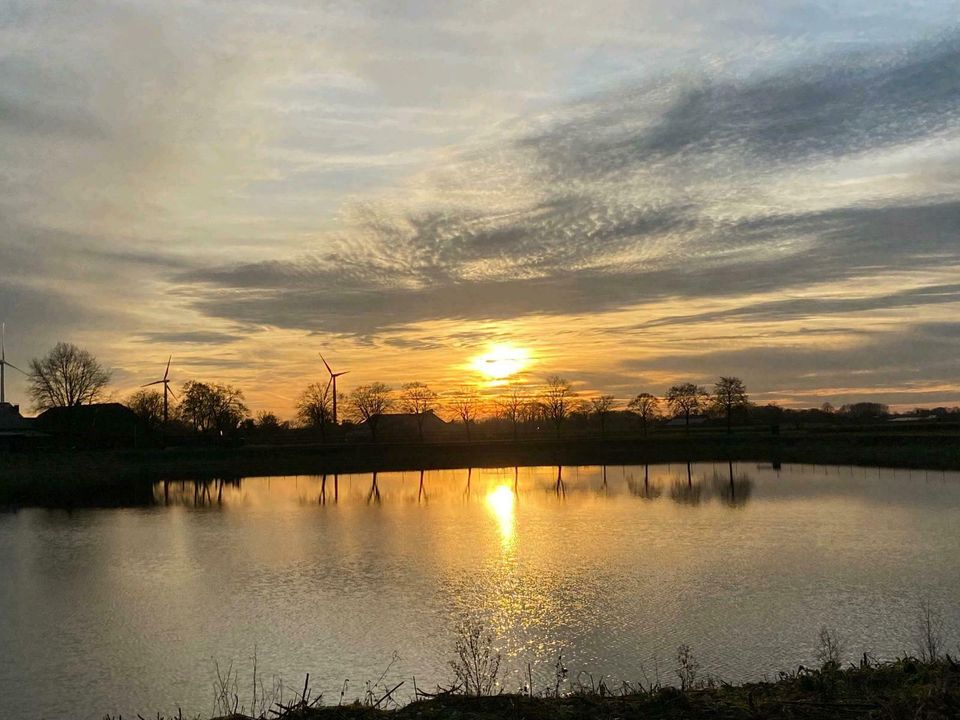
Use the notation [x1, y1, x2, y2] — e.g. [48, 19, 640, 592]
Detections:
[470, 344, 531, 382]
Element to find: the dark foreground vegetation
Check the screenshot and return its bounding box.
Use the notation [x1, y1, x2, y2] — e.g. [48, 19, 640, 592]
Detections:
[111, 656, 960, 720]
[2, 425, 960, 507]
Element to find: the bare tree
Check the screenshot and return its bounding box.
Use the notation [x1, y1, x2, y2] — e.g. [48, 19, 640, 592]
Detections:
[350, 382, 393, 441]
[179, 381, 248, 435]
[666, 383, 709, 430]
[448, 387, 480, 441]
[589, 394, 617, 438]
[627, 392, 660, 435]
[713, 376, 749, 432]
[254, 411, 282, 432]
[296, 381, 334, 440]
[28, 342, 111, 410]
[400, 381, 438, 441]
[542, 376, 575, 437]
[496, 385, 530, 441]
[127, 388, 165, 429]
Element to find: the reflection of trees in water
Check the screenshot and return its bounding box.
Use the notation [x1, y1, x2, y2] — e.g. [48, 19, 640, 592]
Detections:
[319, 474, 340, 505]
[367, 472, 381, 504]
[670, 477, 703, 506]
[711, 461, 754, 507]
[627, 465, 662, 500]
[158, 477, 241, 507]
[555, 465, 565, 498]
[669, 462, 702, 506]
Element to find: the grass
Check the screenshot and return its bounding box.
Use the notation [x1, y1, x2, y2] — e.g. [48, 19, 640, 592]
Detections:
[100, 611, 960, 720]
[110, 656, 960, 720]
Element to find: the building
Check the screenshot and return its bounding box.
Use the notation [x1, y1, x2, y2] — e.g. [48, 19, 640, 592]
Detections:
[353, 410, 450, 440]
[0, 402, 47, 451]
[34, 403, 153, 449]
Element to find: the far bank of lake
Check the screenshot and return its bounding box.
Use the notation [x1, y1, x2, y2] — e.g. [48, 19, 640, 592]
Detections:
[1, 427, 959, 507]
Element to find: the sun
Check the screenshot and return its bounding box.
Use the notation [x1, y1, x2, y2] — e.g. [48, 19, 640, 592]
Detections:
[470, 344, 531, 382]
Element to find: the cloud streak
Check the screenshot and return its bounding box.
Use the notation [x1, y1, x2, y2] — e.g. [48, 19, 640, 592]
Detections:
[2, 2, 959, 412]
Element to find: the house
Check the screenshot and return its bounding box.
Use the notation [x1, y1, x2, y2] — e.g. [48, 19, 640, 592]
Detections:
[0, 402, 48, 451]
[34, 403, 153, 449]
[353, 410, 450, 440]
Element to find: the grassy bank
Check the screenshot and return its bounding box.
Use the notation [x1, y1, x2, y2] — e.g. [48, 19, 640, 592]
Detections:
[2, 429, 959, 507]
[126, 656, 960, 720]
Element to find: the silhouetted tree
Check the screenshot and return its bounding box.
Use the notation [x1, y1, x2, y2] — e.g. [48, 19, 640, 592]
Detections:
[542, 376, 575, 437]
[666, 383, 709, 430]
[496, 385, 530, 441]
[179, 381, 248, 435]
[350, 382, 393, 441]
[255, 411, 282, 432]
[127, 388, 165, 430]
[400, 381, 438, 441]
[839, 402, 890, 419]
[627, 392, 660, 435]
[296, 381, 334, 439]
[589, 394, 617, 438]
[713, 376, 749, 432]
[449, 387, 480, 441]
[28, 342, 111, 410]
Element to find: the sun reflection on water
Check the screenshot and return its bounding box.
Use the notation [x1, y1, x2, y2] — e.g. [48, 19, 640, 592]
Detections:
[485, 484, 516, 548]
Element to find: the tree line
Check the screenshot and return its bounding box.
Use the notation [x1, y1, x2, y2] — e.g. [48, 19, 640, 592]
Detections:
[20, 341, 957, 442]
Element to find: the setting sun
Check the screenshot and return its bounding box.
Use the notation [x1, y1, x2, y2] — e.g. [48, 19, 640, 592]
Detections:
[470, 344, 531, 383]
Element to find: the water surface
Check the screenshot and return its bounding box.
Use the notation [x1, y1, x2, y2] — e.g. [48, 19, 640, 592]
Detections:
[1, 463, 958, 719]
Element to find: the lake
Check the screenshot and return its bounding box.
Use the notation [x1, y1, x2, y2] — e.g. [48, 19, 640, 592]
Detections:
[1, 462, 958, 719]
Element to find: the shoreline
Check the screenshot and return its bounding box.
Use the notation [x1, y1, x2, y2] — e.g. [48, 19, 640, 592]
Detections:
[2, 430, 958, 507]
[111, 655, 958, 720]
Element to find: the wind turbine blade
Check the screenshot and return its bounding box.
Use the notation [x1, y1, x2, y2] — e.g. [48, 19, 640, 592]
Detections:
[324, 377, 333, 396]
[142, 380, 164, 387]
[334, 370, 350, 377]
[319, 353, 333, 375]
[164, 355, 172, 381]
[6, 361, 27, 375]
[167, 385, 179, 400]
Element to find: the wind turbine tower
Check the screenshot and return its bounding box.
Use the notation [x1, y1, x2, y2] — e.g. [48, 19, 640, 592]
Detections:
[0, 323, 27, 405]
[142, 355, 176, 424]
[320, 354, 349, 426]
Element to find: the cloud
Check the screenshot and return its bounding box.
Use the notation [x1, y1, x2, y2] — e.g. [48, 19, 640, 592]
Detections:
[3, 2, 960, 410]
[619, 322, 960, 403]
[521, 35, 960, 181]
[180, 198, 960, 337]
[137, 331, 243, 345]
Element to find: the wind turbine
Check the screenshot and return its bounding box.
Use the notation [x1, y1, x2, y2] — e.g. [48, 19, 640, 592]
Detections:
[0, 323, 28, 405]
[320, 354, 349, 426]
[141, 355, 177, 424]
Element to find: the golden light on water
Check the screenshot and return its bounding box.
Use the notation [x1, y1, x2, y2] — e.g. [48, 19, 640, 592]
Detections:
[485, 484, 516, 546]
[470, 344, 531, 383]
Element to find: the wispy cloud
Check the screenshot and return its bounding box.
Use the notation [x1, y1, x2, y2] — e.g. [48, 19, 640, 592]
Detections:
[2, 1, 959, 412]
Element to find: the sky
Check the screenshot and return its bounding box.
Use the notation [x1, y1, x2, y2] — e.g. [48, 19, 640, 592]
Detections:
[2, 0, 959, 418]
